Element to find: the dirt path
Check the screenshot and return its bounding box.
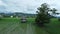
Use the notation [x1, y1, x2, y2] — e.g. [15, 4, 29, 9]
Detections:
[0, 23, 49, 34]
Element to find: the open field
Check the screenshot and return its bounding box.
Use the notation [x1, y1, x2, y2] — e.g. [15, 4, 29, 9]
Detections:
[0, 18, 60, 34]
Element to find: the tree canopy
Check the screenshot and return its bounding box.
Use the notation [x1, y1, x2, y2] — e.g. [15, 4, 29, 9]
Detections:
[35, 3, 57, 26]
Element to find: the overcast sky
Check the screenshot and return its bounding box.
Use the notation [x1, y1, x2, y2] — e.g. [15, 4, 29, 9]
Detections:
[0, 0, 60, 14]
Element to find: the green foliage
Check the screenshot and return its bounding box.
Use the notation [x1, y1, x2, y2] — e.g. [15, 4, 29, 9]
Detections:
[0, 18, 60, 34]
[35, 3, 57, 26]
[0, 18, 1, 20]
[0, 17, 1, 20]
[58, 18, 60, 21]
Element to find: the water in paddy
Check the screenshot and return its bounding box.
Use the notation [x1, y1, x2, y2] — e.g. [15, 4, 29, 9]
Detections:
[0, 23, 48, 34]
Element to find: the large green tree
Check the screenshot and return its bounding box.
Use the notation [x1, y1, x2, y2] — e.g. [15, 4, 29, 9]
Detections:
[35, 3, 57, 26]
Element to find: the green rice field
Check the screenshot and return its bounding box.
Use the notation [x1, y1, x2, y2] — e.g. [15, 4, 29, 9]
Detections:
[0, 18, 60, 34]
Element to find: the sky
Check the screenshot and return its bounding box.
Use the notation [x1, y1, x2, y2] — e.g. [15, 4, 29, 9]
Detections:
[0, 0, 60, 14]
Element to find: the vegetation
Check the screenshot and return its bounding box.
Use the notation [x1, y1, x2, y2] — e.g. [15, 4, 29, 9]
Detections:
[0, 12, 36, 18]
[35, 3, 57, 26]
[0, 18, 60, 34]
[0, 3, 60, 34]
[0, 15, 3, 20]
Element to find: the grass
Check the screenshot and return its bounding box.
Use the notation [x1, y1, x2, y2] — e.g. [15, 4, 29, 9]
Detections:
[0, 18, 60, 34]
[43, 18, 60, 34]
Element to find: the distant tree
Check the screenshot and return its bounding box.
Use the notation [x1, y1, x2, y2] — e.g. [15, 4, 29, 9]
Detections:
[51, 8, 57, 16]
[51, 8, 60, 21]
[35, 3, 57, 27]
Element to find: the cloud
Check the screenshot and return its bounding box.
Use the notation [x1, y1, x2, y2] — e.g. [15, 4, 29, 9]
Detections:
[1, 0, 60, 14]
[2, 0, 39, 14]
[0, 0, 4, 5]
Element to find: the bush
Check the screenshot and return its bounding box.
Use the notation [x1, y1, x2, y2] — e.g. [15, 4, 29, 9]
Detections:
[58, 18, 60, 21]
